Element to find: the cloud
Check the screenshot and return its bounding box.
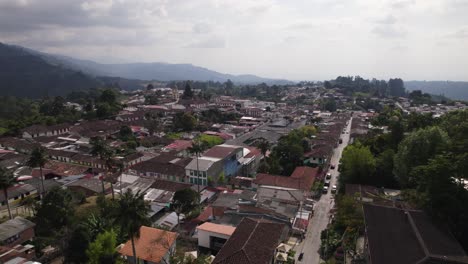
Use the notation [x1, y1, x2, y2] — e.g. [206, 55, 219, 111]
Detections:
[193, 23, 213, 34]
[390, 0, 415, 9]
[446, 27, 468, 38]
[375, 15, 397, 24]
[372, 25, 407, 38]
[185, 36, 226, 48]
[0, 0, 468, 80]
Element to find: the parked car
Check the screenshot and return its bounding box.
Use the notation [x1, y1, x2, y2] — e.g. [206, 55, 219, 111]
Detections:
[298, 253, 304, 261]
[331, 185, 337, 194]
[322, 186, 329, 194]
[326, 173, 332, 180]
[324, 179, 330, 187]
[330, 164, 335, 169]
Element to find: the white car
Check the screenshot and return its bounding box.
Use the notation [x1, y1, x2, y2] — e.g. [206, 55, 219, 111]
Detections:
[326, 173, 332, 180]
[322, 186, 329, 194]
[331, 185, 337, 194]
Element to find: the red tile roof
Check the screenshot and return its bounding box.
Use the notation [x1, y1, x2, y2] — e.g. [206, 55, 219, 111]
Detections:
[254, 166, 318, 191]
[164, 140, 192, 151]
[204, 145, 239, 159]
[213, 218, 285, 264]
[119, 226, 178, 263]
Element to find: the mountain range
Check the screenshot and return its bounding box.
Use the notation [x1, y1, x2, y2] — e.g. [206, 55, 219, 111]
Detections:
[405, 81, 468, 101]
[0, 42, 290, 98]
[1, 42, 468, 100]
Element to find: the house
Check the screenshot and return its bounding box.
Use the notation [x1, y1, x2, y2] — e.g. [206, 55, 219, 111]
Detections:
[0, 138, 40, 154]
[0, 217, 35, 248]
[0, 184, 38, 210]
[119, 226, 178, 264]
[254, 166, 318, 192]
[185, 157, 223, 186]
[363, 204, 468, 264]
[66, 178, 108, 197]
[242, 107, 263, 117]
[0, 244, 35, 263]
[185, 144, 249, 185]
[213, 218, 287, 264]
[196, 222, 236, 254]
[121, 152, 145, 167]
[163, 140, 193, 155]
[22, 123, 70, 138]
[131, 153, 192, 183]
[203, 145, 244, 177]
[303, 144, 333, 166]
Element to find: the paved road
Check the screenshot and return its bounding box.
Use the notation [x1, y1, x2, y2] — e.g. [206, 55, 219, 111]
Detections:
[296, 117, 353, 264]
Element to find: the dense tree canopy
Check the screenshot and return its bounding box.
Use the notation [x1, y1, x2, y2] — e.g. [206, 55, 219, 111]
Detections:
[393, 126, 449, 187]
[339, 143, 376, 186]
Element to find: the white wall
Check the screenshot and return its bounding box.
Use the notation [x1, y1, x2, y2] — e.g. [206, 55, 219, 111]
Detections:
[197, 230, 231, 249]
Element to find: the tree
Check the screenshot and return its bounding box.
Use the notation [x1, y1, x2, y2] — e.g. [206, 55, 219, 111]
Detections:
[321, 98, 337, 112]
[256, 139, 270, 158]
[217, 173, 225, 185]
[99, 89, 118, 105]
[112, 190, 151, 264]
[90, 137, 115, 196]
[374, 149, 398, 188]
[188, 141, 207, 194]
[119, 126, 133, 141]
[339, 143, 376, 186]
[65, 224, 91, 264]
[35, 187, 74, 237]
[86, 229, 122, 264]
[172, 188, 200, 228]
[0, 167, 15, 219]
[393, 126, 449, 187]
[171, 188, 200, 214]
[388, 78, 405, 97]
[21, 195, 37, 216]
[182, 82, 194, 99]
[27, 146, 48, 197]
[173, 113, 197, 131]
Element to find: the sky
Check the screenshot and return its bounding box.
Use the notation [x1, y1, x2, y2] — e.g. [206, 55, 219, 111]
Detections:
[1, 0, 468, 81]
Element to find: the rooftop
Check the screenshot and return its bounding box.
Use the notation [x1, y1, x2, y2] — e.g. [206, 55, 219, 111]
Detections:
[197, 222, 236, 236]
[119, 226, 178, 263]
[204, 145, 241, 159]
[213, 218, 285, 264]
[0, 217, 35, 241]
[363, 204, 468, 264]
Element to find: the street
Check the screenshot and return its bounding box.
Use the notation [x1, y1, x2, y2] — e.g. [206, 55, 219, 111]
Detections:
[296, 117, 353, 264]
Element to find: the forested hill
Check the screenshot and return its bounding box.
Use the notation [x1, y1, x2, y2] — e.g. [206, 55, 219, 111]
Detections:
[0, 43, 101, 98]
[405, 81, 468, 101]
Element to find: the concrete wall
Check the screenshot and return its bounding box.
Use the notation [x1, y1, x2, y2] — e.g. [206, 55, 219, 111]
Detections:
[198, 230, 231, 249]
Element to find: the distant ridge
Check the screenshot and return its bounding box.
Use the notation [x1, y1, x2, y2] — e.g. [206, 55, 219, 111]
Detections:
[53, 54, 292, 85]
[405, 81, 468, 101]
[0, 43, 101, 98]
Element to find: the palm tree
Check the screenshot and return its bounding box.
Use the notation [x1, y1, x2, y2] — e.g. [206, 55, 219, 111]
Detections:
[113, 189, 151, 264]
[0, 167, 15, 219]
[90, 138, 114, 196]
[257, 139, 270, 158]
[26, 146, 48, 198]
[102, 149, 117, 199]
[188, 141, 207, 194]
[21, 195, 37, 216]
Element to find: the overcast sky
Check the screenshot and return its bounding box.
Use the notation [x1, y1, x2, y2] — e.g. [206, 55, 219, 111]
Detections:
[1, 0, 468, 81]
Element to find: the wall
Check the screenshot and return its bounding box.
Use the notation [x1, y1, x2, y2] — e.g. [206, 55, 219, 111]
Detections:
[1, 227, 35, 248]
[198, 230, 231, 249]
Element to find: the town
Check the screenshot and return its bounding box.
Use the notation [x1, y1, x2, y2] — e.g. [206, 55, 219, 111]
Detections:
[0, 76, 467, 264]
